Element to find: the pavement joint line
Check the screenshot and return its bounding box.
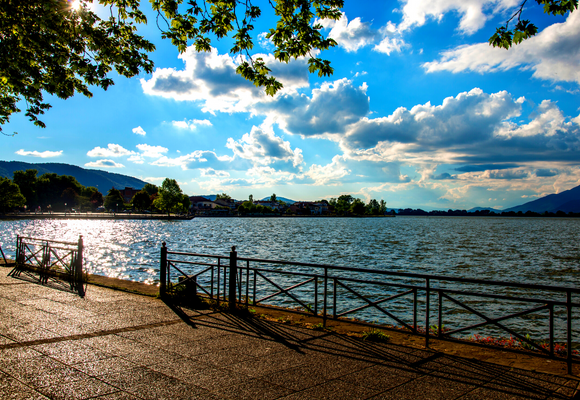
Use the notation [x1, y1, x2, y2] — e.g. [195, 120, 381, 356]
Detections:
[0, 319, 184, 350]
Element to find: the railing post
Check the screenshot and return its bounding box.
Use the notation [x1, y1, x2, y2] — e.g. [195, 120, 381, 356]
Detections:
[425, 278, 430, 348]
[159, 242, 167, 299]
[229, 246, 237, 310]
[323, 266, 328, 327]
[76, 235, 85, 297]
[567, 290, 572, 375]
[16, 235, 22, 264]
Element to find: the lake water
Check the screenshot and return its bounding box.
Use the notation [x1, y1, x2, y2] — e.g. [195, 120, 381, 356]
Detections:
[1, 216, 579, 342]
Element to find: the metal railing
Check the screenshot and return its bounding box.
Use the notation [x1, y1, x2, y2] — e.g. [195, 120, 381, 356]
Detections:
[9, 235, 86, 297]
[159, 243, 580, 373]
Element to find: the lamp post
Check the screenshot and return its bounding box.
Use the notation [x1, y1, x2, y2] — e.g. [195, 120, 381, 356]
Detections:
[65, 203, 67, 216]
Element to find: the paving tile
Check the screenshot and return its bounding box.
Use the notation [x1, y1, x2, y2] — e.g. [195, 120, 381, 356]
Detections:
[74, 357, 140, 377]
[0, 371, 50, 400]
[212, 378, 295, 400]
[2, 356, 89, 388]
[339, 364, 421, 391]
[280, 379, 382, 400]
[38, 376, 119, 400]
[32, 341, 114, 365]
[188, 347, 258, 368]
[368, 373, 477, 400]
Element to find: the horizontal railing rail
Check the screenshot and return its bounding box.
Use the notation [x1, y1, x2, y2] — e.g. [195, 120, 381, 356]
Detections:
[159, 243, 579, 373]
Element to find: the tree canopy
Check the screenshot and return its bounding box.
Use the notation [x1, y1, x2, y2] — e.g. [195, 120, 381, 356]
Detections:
[2, 0, 575, 133]
[1, 0, 342, 133]
[0, 177, 26, 213]
[153, 178, 190, 214]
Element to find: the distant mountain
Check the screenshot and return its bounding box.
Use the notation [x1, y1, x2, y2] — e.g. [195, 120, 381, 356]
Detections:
[0, 161, 147, 191]
[504, 185, 580, 213]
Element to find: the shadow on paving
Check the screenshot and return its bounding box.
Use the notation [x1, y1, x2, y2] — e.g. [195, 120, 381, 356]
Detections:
[167, 302, 580, 400]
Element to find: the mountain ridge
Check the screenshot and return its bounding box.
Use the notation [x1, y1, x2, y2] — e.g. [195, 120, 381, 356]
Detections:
[504, 185, 580, 213]
[0, 161, 147, 191]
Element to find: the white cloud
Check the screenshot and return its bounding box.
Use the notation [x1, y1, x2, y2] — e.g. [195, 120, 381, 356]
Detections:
[396, 0, 519, 35]
[15, 149, 62, 158]
[141, 47, 309, 114]
[127, 155, 144, 164]
[172, 119, 213, 130]
[84, 159, 125, 168]
[142, 177, 166, 183]
[305, 156, 350, 185]
[225, 125, 303, 168]
[266, 78, 370, 137]
[132, 126, 146, 136]
[423, 11, 580, 84]
[136, 144, 169, 158]
[374, 37, 407, 55]
[317, 13, 406, 55]
[87, 144, 135, 158]
[150, 150, 234, 171]
[199, 168, 230, 177]
[257, 32, 273, 49]
[318, 12, 378, 52]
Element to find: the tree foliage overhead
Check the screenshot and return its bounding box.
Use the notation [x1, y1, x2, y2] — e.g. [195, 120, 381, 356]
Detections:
[1, 0, 342, 133]
[490, 0, 578, 48]
[1, 0, 155, 134]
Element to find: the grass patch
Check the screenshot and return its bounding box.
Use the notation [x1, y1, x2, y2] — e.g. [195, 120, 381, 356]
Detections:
[361, 328, 391, 342]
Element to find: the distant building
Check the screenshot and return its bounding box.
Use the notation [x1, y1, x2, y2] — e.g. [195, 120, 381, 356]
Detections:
[189, 196, 217, 212]
[118, 187, 140, 203]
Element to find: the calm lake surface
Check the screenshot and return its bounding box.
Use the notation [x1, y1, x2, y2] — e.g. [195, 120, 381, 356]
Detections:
[1, 216, 579, 341]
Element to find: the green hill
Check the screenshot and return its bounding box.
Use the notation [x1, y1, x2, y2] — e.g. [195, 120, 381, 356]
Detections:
[0, 161, 147, 191]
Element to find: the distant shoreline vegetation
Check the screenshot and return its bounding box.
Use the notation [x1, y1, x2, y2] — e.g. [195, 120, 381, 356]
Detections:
[396, 208, 580, 218]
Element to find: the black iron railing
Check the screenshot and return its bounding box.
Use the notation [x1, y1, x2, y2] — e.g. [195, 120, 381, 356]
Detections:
[159, 243, 580, 373]
[9, 235, 85, 297]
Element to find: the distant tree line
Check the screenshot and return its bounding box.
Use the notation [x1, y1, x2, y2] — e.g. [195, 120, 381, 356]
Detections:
[0, 169, 190, 214]
[396, 208, 580, 217]
[328, 195, 388, 216]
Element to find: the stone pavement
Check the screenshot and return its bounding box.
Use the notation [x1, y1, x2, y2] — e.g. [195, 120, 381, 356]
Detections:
[1, 268, 579, 400]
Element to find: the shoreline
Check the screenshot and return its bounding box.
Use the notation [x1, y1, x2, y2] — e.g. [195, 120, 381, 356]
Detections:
[0, 212, 193, 221]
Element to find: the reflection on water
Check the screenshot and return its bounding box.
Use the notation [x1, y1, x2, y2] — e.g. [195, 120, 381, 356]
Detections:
[1, 216, 579, 287]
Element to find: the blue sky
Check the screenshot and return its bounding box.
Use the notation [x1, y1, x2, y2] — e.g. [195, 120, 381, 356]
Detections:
[3, 1, 580, 209]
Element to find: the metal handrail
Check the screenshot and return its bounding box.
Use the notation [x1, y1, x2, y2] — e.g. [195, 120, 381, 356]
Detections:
[160, 244, 579, 373]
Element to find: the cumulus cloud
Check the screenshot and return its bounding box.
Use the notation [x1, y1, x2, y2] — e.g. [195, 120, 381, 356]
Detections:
[316, 13, 406, 55]
[172, 119, 212, 130]
[136, 144, 168, 158]
[84, 159, 125, 168]
[305, 156, 350, 185]
[318, 12, 379, 52]
[87, 144, 135, 158]
[199, 168, 230, 177]
[423, 11, 580, 84]
[150, 150, 237, 171]
[344, 88, 522, 150]
[132, 126, 146, 136]
[15, 149, 62, 158]
[396, 0, 519, 35]
[141, 47, 309, 113]
[226, 126, 303, 168]
[265, 78, 370, 137]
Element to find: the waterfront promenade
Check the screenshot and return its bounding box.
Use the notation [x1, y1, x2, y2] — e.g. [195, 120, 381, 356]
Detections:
[1, 265, 579, 399]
